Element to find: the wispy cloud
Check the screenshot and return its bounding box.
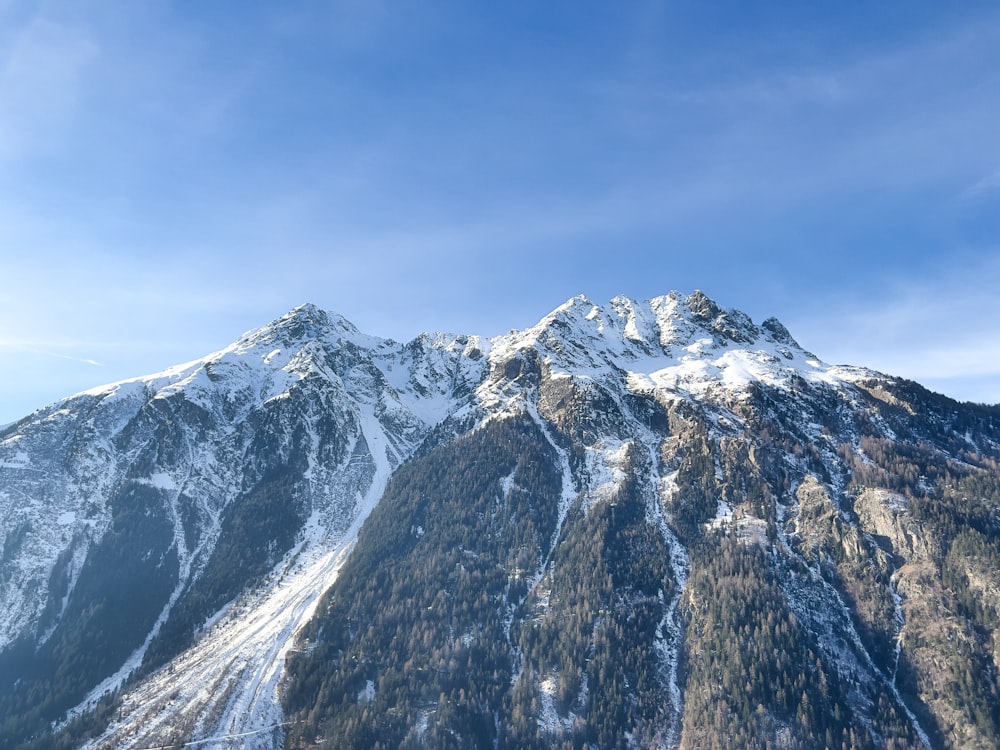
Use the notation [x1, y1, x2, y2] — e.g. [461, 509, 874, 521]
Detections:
[0, 13, 98, 159]
[599, 9, 1000, 205]
[0, 342, 103, 367]
[958, 169, 1000, 202]
[788, 256, 1000, 402]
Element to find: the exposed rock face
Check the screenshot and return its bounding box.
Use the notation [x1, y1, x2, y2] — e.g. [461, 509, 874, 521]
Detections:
[854, 489, 939, 561]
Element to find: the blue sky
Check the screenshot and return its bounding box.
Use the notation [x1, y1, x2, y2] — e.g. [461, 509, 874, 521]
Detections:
[2, 1, 1000, 423]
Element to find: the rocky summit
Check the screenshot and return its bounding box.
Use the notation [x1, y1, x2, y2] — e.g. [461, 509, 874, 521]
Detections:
[2, 291, 1000, 749]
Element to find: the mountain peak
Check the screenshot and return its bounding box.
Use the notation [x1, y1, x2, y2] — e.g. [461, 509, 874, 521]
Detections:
[685, 289, 722, 321]
[544, 293, 600, 322]
[236, 303, 365, 352]
[680, 289, 759, 344]
[761, 316, 799, 348]
[280, 302, 359, 336]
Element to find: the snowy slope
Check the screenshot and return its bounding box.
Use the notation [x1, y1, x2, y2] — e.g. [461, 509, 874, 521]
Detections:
[0, 303, 487, 748]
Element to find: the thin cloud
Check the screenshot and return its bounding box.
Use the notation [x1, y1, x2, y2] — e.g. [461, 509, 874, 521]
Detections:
[0, 342, 104, 367]
[788, 257, 1000, 402]
[598, 9, 1000, 202]
[958, 169, 1000, 202]
[0, 14, 98, 159]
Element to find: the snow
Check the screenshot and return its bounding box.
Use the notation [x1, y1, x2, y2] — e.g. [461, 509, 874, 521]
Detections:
[72, 329, 453, 749]
[500, 469, 517, 500]
[0, 400, 121, 650]
[611, 294, 659, 346]
[80, 542, 354, 750]
[527, 403, 577, 572]
[357, 680, 376, 704]
[706, 499, 734, 529]
[2, 293, 924, 748]
[647, 463, 689, 749]
[415, 710, 431, 737]
[148, 472, 178, 490]
[485, 293, 872, 416]
[537, 674, 576, 734]
[0, 450, 30, 468]
[570, 438, 631, 510]
[889, 570, 906, 687]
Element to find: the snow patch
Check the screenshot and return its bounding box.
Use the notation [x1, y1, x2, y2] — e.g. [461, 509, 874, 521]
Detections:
[706, 499, 734, 529]
[357, 680, 375, 703]
[148, 472, 178, 491]
[537, 674, 575, 734]
[0, 450, 30, 468]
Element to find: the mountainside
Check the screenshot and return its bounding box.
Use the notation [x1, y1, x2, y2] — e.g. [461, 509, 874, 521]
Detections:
[2, 291, 1000, 749]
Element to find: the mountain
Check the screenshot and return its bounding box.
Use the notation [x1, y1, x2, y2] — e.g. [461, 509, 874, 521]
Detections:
[2, 292, 999, 749]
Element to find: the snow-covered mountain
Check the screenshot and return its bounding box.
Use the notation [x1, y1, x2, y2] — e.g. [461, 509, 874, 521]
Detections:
[0, 303, 486, 747]
[2, 292, 999, 749]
